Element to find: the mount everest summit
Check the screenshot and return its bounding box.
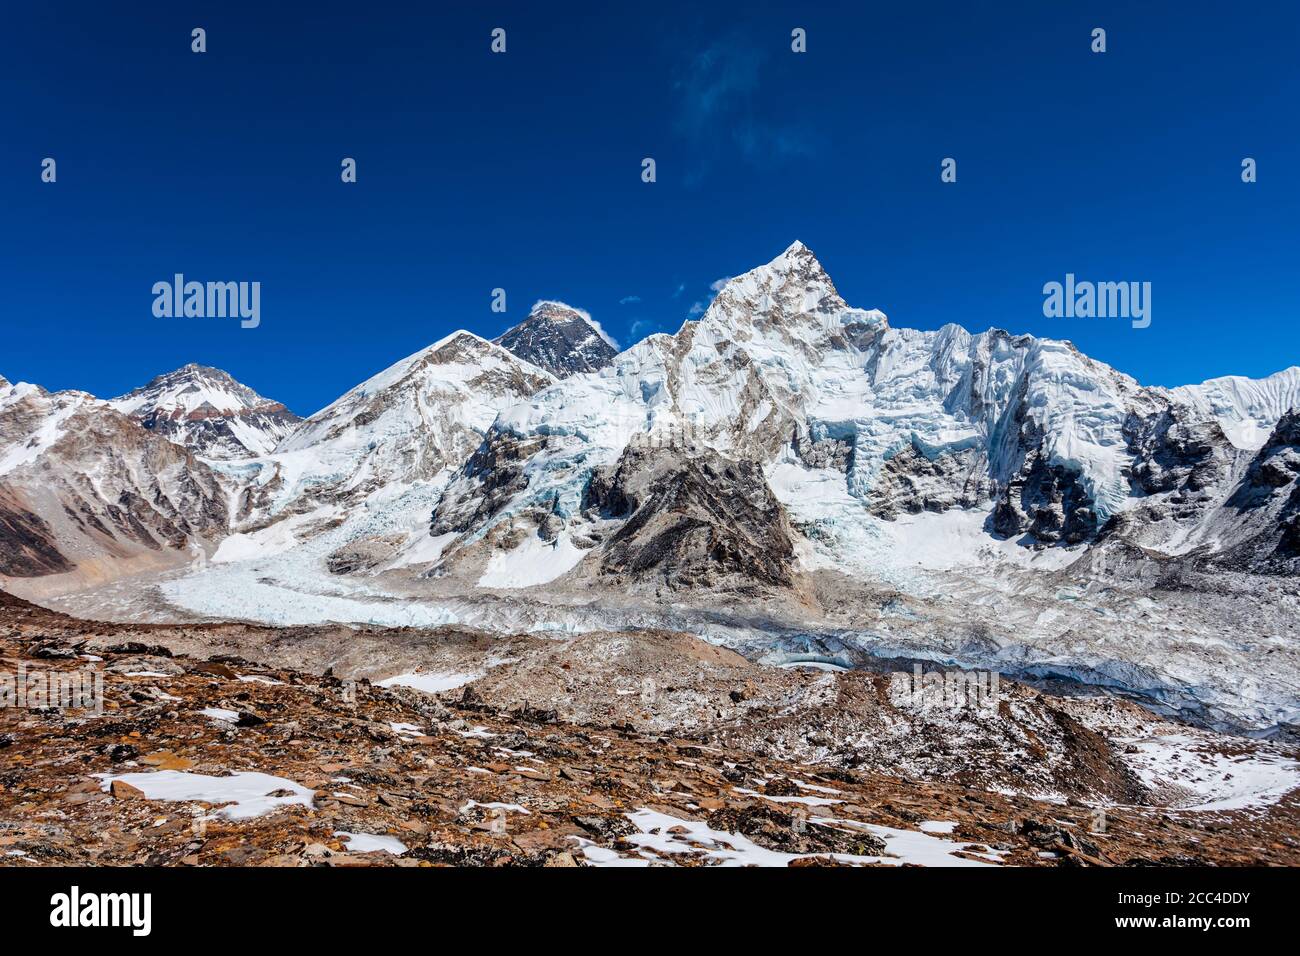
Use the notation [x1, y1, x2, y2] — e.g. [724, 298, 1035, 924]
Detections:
[2, 242, 1299, 732]
[492, 300, 619, 378]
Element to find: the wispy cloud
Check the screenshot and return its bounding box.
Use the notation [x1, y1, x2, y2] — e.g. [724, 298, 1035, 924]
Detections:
[629, 319, 655, 339]
[670, 283, 685, 299]
[618, 295, 642, 305]
[683, 278, 733, 319]
[673, 32, 819, 185]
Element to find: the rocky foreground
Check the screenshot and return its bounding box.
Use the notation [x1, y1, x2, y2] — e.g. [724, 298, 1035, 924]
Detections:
[1, 590, 1297, 867]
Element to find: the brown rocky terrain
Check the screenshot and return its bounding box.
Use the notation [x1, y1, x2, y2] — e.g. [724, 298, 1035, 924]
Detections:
[2, 589, 1297, 867]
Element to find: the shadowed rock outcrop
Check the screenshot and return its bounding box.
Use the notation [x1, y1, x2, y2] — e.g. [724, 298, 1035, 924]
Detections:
[582, 439, 797, 595]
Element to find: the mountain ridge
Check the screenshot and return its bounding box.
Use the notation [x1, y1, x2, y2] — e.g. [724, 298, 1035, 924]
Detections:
[6, 241, 1300, 579]
[4, 242, 1300, 732]
[110, 362, 301, 460]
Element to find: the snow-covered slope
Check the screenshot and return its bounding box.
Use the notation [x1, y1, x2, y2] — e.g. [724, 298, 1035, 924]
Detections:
[1171, 366, 1300, 450]
[10, 244, 1298, 595]
[110, 364, 300, 460]
[1184, 409, 1300, 574]
[0, 381, 98, 478]
[227, 332, 556, 523]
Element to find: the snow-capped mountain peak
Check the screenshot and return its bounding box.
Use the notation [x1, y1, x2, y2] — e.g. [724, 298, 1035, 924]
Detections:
[0, 376, 47, 414]
[0, 382, 98, 479]
[442, 242, 1300, 599]
[284, 331, 552, 442]
[110, 363, 300, 460]
[699, 241, 888, 351]
[715, 240, 841, 305]
[493, 300, 618, 378]
[114, 363, 266, 416]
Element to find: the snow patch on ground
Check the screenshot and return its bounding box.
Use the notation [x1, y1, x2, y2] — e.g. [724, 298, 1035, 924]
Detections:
[96, 770, 314, 820]
[575, 808, 998, 867]
[919, 820, 958, 834]
[336, 831, 407, 854]
[377, 671, 482, 694]
[200, 707, 239, 724]
[1118, 733, 1300, 812]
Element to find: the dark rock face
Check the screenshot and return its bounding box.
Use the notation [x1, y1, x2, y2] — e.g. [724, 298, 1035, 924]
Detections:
[430, 430, 551, 537]
[963, 374, 1104, 547]
[0, 489, 72, 576]
[794, 431, 852, 472]
[1250, 409, 1300, 477]
[325, 537, 402, 575]
[581, 440, 797, 595]
[493, 302, 617, 378]
[866, 440, 988, 520]
[235, 468, 285, 523]
[1123, 407, 1234, 520]
[991, 448, 1097, 545]
[1209, 409, 1300, 574]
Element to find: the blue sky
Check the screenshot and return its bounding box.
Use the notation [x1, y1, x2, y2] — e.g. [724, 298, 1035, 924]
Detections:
[2, 1, 1297, 416]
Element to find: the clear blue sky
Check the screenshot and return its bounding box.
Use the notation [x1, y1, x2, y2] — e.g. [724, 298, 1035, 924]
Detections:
[2, 1, 1297, 416]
